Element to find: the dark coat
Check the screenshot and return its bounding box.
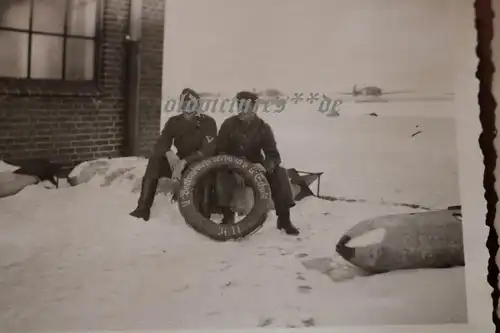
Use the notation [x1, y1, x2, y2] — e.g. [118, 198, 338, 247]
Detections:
[152, 113, 217, 164]
[216, 115, 281, 171]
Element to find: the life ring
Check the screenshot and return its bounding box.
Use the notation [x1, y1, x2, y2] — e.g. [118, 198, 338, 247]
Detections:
[178, 155, 271, 241]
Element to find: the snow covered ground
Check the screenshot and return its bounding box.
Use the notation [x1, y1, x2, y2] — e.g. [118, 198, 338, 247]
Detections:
[0, 101, 468, 331]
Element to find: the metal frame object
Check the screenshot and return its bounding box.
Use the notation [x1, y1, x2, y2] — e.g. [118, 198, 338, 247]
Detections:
[294, 169, 324, 197]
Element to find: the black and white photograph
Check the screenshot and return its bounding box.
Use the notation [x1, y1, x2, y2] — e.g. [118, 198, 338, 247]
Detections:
[0, 0, 492, 332]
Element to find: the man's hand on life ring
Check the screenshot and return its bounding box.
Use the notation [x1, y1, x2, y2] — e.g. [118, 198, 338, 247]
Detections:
[165, 150, 180, 172]
[252, 163, 267, 174]
[172, 159, 187, 182]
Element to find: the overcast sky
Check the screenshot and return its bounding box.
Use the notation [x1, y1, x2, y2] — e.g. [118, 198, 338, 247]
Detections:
[162, 0, 460, 98]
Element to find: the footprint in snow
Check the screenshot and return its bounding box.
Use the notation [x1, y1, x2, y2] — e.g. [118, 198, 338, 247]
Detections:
[257, 317, 274, 327]
[220, 263, 232, 272]
[206, 311, 220, 316]
[173, 285, 189, 293]
[302, 317, 316, 327]
[297, 285, 312, 293]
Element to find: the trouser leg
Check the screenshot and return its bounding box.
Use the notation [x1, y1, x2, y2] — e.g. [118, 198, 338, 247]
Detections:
[215, 170, 238, 224]
[267, 166, 295, 212]
[130, 155, 172, 221]
[267, 166, 299, 235]
[215, 171, 238, 207]
[193, 171, 216, 219]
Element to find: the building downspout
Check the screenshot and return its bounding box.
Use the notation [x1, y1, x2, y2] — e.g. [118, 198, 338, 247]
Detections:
[124, 0, 142, 156]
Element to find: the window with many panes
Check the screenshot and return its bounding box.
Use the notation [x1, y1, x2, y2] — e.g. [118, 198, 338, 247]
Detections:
[0, 0, 101, 81]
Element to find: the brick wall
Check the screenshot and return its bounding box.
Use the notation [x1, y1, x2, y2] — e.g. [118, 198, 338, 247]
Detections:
[0, 0, 165, 168]
[137, 0, 165, 156]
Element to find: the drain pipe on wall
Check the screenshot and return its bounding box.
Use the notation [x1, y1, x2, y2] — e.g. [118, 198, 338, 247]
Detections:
[124, 0, 142, 156]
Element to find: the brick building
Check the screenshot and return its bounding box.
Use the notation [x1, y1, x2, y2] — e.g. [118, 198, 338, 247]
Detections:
[0, 0, 165, 169]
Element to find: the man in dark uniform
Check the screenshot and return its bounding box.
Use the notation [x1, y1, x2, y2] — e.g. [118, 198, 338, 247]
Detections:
[215, 91, 299, 235]
[130, 88, 218, 221]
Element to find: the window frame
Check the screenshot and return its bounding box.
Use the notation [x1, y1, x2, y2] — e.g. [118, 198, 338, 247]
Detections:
[0, 0, 104, 95]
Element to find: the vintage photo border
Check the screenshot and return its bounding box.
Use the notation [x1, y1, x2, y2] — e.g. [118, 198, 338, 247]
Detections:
[0, 1, 491, 332]
[478, 0, 499, 329]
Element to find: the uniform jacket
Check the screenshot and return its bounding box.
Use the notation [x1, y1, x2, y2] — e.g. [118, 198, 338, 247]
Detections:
[216, 115, 281, 171]
[152, 113, 217, 165]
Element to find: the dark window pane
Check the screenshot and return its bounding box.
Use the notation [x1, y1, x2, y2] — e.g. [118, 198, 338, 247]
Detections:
[65, 38, 94, 80]
[31, 35, 64, 79]
[0, 31, 28, 77]
[68, 0, 97, 37]
[32, 0, 66, 34]
[0, 0, 30, 30]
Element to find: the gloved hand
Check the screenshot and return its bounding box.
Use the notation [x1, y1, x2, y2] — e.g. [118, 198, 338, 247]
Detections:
[165, 150, 178, 169]
[264, 160, 278, 173]
[172, 159, 187, 182]
[252, 163, 267, 174]
[254, 161, 276, 174]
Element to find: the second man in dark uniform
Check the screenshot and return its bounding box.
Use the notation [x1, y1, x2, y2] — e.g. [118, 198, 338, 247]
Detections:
[215, 91, 299, 235]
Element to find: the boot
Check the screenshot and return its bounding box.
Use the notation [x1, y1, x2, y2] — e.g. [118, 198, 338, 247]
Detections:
[277, 209, 299, 235]
[130, 177, 159, 221]
[220, 207, 235, 225]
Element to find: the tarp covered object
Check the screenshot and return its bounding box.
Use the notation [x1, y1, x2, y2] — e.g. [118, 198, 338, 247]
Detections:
[336, 207, 464, 274]
[0, 159, 63, 198]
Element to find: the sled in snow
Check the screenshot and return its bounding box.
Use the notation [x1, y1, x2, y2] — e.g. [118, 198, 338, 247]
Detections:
[287, 168, 323, 200]
[335, 206, 464, 274]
